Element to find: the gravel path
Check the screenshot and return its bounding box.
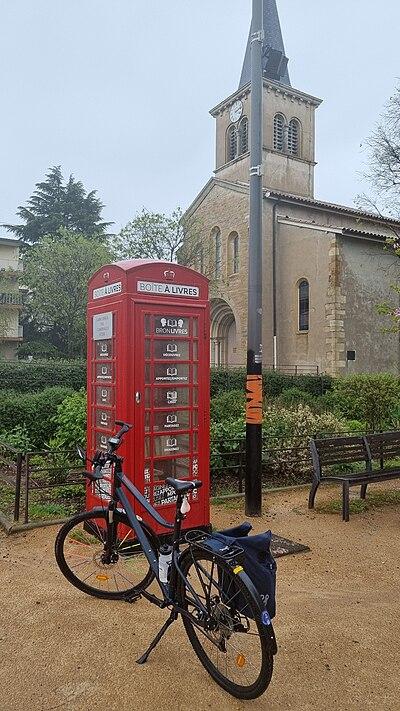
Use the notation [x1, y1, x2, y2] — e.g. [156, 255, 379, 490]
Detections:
[1, 485, 399, 711]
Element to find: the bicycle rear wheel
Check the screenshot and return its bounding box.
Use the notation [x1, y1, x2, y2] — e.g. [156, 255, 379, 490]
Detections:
[177, 547, 274, 700]
[55, 508, 158, 599]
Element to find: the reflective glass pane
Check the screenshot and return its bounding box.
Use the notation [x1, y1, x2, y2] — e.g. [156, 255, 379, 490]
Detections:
[153, 434, 190, 457]
[144, 315, 151, 335]
[192, 341, 198, 361]
[95, 409, 114, 431]
[95, 362, 114, 381]
[95, 431, 109, 451]
[153, 458, 190, 482]
[154, 364, 189, 383]
[153, 410, 190, 432]
[145, 437, 151, 458]
[145, 388, 151, 407]
[192, 409, 198, 428]
[144, 339, 151, 359]
[153, 340, 189, 360]
[145, 412, 151, 432]
[192, 318, 198, 337]
[154, 316, 189, 336]
[95, 340, 113, 359]
[95, 386, 114, 406]
[153, 387, 189, 408]
[145, 365, 151, 383]
[192, 365, 198, 384]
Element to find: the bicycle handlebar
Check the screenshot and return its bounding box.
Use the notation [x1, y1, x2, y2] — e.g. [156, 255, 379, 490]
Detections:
[114, 420, 133, 439]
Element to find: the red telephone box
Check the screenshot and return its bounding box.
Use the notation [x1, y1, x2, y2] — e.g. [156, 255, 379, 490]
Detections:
[86, 260, 210, 534]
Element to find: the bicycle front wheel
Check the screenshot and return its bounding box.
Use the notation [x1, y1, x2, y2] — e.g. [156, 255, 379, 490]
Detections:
[177, 547, 274, 700]
[55, 508, 158, 599]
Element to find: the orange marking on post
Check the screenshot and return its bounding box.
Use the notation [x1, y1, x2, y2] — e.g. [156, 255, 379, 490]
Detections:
[246, 375, 263, 424]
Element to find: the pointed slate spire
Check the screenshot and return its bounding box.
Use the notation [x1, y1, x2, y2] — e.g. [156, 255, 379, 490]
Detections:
[239, 0, 291, 89]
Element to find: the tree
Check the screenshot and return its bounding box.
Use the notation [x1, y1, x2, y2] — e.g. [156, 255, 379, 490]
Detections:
[359, 84, 400, 222]
[4, 166, 112, 243]
[114, 207, 206, 269]
[22, 230, 111, 357]
[357, 85, 400, 331]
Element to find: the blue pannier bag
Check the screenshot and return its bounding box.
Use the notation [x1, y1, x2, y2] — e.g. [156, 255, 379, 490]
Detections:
[214, 522, 276, 620]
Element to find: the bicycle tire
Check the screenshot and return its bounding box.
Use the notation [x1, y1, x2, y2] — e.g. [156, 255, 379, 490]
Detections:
[55, 508, 159, 599]
[177, 547, 273, 700]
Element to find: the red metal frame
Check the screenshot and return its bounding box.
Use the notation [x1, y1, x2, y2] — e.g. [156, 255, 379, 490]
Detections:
[86, 260, 210, 533]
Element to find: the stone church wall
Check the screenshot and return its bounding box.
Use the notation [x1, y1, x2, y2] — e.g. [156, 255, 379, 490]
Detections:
[340, 236, 400, 374]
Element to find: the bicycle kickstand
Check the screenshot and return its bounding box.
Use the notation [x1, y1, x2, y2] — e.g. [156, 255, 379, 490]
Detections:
[136, 611, 177, 664]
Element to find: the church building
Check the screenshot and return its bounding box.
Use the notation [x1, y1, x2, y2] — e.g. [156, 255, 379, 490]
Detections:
[184, 0, 400, 375]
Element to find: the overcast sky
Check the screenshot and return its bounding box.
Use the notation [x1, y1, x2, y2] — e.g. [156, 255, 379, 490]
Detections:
[1, 0, 399, 234]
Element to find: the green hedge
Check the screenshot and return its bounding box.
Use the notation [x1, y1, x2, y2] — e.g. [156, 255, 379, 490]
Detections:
[0, 360, 85, 393]
[0, 387, 73, 448]
[210, 368, 333, 398]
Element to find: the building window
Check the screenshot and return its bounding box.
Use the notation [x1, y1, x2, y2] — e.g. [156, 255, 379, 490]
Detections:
[298, 279, 309, 331]
[227, 125, 238, 162]
[238, 117, 248, 154]
[228, 232, 239, 274]
[199, 246, 204, 274]
[212, 228, 222, 278]
[288, 118, 300, 156]
[273, 113, 286, 151]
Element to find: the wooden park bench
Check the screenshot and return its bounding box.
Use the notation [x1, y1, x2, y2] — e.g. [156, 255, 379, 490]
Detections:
[308, 431, 400, 521]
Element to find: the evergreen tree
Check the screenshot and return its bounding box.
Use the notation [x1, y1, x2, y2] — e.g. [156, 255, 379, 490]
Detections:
[4, 166, 112, 243]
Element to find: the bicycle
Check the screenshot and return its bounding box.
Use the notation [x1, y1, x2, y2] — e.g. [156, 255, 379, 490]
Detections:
[55, 421, 277, 699]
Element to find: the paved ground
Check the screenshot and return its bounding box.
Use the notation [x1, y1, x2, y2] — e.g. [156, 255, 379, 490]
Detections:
[1, 484, 400, 711]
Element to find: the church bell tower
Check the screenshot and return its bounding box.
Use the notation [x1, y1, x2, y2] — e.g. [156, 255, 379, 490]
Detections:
[210, 0, 322, 199]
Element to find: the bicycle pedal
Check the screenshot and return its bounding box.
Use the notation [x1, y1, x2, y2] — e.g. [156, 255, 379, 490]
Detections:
[124, 592, 141, 604]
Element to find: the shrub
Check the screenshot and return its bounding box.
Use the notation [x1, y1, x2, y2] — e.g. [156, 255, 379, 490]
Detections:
[210, 369, 245, 397]
[0, 360, 85, 393]
[51, 389, 87, 450]
[0, 424, 33, 452]
[0, 386, 73, 448]
[210, 368, 333, 398]
[210, 390, 245, 422]
[331, 373, 400, 432]
[262, 405, 348, 486]
[278, 387, 316, 409]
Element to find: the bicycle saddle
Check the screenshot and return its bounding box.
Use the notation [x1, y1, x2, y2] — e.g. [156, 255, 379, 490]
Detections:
[166, 478, 202, 494]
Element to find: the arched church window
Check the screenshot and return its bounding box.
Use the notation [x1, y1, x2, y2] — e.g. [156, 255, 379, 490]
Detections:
[239, 117, 248, 154]
[228, 232, 239, 274]
[273, 113, 286, 151]
[212, 227, 222, 279]
[288, 118, 301, 156]
[227, 125, 238, 162]
[298, 279, 309, 331]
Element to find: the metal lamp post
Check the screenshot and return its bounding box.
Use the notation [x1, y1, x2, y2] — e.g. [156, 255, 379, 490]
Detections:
[245, 0, 264, 517]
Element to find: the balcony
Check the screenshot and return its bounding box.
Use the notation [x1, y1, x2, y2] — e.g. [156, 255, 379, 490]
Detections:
[0, 292, 24, 306]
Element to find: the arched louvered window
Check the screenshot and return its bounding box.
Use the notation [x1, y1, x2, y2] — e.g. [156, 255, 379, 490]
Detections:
[233, 233, 239, 273]
[298, 279, 309, 331]
[212, 228, 222, 278]
[238, 117, 248, 155]
[228, 232, 239, 274]
[273, 113, 286, 151]
[227, 125, 238, 162]
[288, 118, 301, 156]
[199, 246, 204, 274]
